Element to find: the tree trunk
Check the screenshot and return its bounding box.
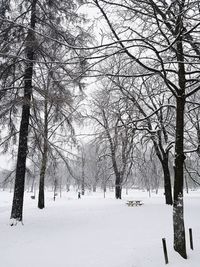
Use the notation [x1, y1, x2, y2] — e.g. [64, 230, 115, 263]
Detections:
[173, 33, 187, 258]
[38, 152, 47, 208]
[115, 172, 122, 199]
[162, 156, 173, 205]
[103, 185, 106, 198]
[53, 178, 57, 201]
[81, 181, 85, 195]
[30, 176, 35, 193]
[81, 155, 85, 195]
[152, 141, 173, 205]
[59, 176, 62, 198]
[173, 97, 187, 259]
[38, 95, 48, 209]
[93, 184, 97, 192]
[10, 0, 36, 224]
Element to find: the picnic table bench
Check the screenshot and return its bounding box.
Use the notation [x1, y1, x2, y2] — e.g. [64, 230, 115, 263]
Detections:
[126, 200, 143, 207]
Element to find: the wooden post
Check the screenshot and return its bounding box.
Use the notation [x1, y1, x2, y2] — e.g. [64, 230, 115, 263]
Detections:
[162, 238, 169, 264]
[189, 228, 194, 250]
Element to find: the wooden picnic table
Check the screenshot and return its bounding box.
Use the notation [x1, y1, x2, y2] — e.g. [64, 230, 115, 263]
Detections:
[126, 200, 143, 207]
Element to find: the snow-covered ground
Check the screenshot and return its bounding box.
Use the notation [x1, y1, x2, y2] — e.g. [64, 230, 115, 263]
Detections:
[0, 189, 200, 267]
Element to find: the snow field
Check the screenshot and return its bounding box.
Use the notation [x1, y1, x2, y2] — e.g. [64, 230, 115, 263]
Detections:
[0, 190, 200, 267]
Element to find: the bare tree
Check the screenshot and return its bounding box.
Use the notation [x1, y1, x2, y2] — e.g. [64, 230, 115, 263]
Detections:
[91, 85, 136, 199]
[97, 55, 175, 204]
[91, 0, 200, 258]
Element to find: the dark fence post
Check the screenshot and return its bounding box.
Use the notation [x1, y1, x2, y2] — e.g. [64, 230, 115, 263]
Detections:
[189, 228, 194, 250]
[162, 238, 169, 264]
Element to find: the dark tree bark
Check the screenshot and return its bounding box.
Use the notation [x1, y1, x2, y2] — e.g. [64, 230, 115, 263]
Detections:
[38, 154, 47, 208]
[173, 96, 186, 258]
[162, 155, 173, 205]
[150, 132, 173, 205]
[152, 142, 173, 205]
[38, 95, 48, 209]
[115, 172, 122, 199]
[81, 177, 85, 195]
[92, 185, 97, 192]
[10, 0, 37, 223]
[173, 34, 187, 258]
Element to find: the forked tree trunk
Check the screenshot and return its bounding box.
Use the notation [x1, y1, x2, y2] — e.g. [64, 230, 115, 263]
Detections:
[10, 0, 37, 223]
[153, 142, 173, 205]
